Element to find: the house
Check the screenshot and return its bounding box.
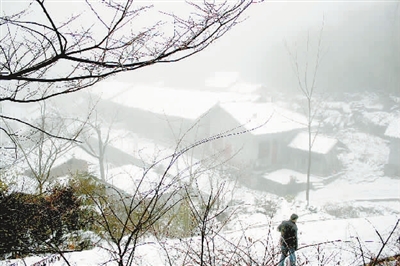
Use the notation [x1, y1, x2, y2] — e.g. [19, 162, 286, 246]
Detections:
[207, 102, 308, 171]
[88, 81, 258, 146]
[287, 131, 341, 176]
[384, 116, 400, 176]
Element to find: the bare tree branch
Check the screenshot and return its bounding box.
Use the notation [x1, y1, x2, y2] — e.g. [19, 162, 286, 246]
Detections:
[285, 16, 326, 206]
[1, 0, 253, 97]
[0, 0, 253, 150]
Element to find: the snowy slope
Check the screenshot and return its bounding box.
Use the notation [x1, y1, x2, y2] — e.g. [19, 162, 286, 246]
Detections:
[2, 91, 399, 265]
[4, 215, 398, 266]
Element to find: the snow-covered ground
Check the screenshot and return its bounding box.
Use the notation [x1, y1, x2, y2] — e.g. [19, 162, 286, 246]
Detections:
[2, 93, 399, 266]
[3, 215, 398, 266]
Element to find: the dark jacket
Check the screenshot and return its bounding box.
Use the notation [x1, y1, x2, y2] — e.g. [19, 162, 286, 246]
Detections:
[278, 220, 298, 249]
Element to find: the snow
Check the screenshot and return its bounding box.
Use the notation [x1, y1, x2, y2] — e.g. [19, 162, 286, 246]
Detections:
[104, 164, 163, 196]
[337, 130, 390, 182]
[363, 111, 394, 127]
[385, 116, 400, 139]
[90, 82, 258, 120]
[295, 176, 400, 203]
[107, 129, 176, 166]
[2, 88, 400, 265]
[288, 131, 338, 154]
[295, 215, 399, 247]
[53, 147, 99, 169]
[323, 101, 352, 114]
[4, 215, 398, 266]
[349, 92, 385, 111]
[101, 131, 230, 197]
[106, 129, 141, 160]
[103, 85, 219, 120]
[1, 173, 37, 194]
[220, 102, 308, 135]
[263, 169, 306, 185]
[0, 148, 17, 169]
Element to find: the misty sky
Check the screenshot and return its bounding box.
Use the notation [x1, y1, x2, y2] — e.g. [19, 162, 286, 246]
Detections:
[1, 1, 399, 94]
[117, 1, 399, 94]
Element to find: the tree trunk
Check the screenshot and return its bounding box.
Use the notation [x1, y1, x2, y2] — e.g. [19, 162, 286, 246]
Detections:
[306, 100, 312, 207]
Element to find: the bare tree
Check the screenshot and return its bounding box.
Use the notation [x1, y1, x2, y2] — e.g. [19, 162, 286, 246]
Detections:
[77, 109, 119, 181]
[285, 17, 326, 207]
[4, 101, 79, 193]
[82, 141, 215, 266]
[0, 0, 254, 140]
[77, 114, 271, 266]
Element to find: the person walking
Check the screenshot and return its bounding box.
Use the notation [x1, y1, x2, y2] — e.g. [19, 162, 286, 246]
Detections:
[277, 213, 299, 266]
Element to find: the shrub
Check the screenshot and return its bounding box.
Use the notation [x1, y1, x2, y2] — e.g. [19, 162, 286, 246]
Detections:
[0, 184, 93, 259]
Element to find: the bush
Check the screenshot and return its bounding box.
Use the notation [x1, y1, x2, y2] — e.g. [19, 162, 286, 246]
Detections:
[153, 195, 198, 238]
[0, 184, 93, 259]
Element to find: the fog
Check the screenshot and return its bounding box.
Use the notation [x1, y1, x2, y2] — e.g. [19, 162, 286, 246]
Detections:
[1, 2, 400, 264]
[2, 1, 398, 93]
[118, 1, 399, 95]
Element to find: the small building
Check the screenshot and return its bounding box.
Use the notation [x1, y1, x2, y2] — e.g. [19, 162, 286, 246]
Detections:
[208, 102, 308, 170]
[287, 131, 341, 176]
[384, 117, 400, 176]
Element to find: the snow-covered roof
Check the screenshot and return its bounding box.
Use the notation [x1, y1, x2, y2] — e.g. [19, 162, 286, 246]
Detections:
[105, 164, 164, 196]
[104, 162, 223, 198]
[288, 131, 338, 154]
[219, 102, 307, 135]
[90, 81, 258, 120]
[384, 116, 400, 139]
[107, 129, 139, 155]
[107, 129, 184, 169]
[263, 169, 306, 185]
[289, 132, 338, 154]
